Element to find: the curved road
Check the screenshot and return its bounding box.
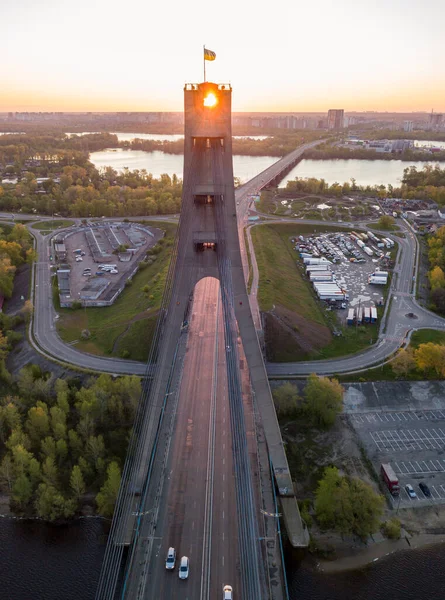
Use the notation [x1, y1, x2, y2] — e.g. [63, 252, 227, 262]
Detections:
[25, 141, 445, 376]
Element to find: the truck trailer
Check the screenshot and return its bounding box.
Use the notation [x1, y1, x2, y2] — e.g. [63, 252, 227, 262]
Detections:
[319, 293, 346, 301]
[306, 264, 331, 273]
[368, 275, 388, 285]
[309, 273, 335, 282]
[303, 257, 332, 265]
[347, 308, 355, 325]
[364, 307, 371, 323]
[363, 246, 374, 256]
[370, 306, 377, 323]
[381, 463, 400, 496]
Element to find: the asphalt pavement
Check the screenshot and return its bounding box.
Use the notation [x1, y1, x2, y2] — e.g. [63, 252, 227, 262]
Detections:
[122, 278, 241, 599]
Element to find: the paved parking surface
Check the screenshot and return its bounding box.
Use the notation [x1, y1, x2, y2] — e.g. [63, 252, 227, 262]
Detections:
[297, 232, 388, 324]
[350, 407, 445, 508]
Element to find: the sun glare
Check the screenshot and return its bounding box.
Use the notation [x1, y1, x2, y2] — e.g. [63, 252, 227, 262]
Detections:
[203, 93, 217, 107]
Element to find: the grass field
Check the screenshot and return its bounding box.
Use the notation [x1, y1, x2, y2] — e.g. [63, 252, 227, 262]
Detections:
[56, 221, 177, 361]
[251, 222, 388, 361]
[410, 329, 445, 347]
[251, 224, 325, 324]
[31, 219, 75, 231]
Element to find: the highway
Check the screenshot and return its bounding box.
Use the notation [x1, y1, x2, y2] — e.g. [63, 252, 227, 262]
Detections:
[121, 278, 245, 599]
[26, 139, 445, 377]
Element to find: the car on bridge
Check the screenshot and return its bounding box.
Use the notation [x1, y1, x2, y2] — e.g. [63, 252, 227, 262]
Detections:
[223, 584, 233, 599]
[179, 556, 189, 580]
[165, 547, 176, 570]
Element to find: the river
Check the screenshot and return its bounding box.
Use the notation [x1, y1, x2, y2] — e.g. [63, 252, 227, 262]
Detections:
[279, 158, 445, 188]
[89, 145, 445, 189]
[89, 148, 278, 184]
[1, 517, 444, 599]
[65, 132, 269, 142]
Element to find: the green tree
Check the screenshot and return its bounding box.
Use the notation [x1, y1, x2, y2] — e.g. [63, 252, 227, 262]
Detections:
[28, 457, 42, 487]
[381, 517, 401, 539]
[35, 483, 75, 521]
[12, 474, 33, 508]
[6, 428, 31, 452]
[70, 465, 86, 500]
[11, 444, 34, 475]
[42, 456, 58, 486]
[0, 401, 20, 443]
[96, 461, 121, 517]
[17, 367, 36, 399]
[56, 439, 68, 463]
[272, 382, 300, 418]
[40, 436, 57, 460]
[68, 429, 83, 461]
[303, 374, 343, 428]
[315, 467, 384, 539]
[377, 215, 395, 230]
[50, 406, 67, 440]
[26, 402, 50, 444]
[0, 454, 14, 490]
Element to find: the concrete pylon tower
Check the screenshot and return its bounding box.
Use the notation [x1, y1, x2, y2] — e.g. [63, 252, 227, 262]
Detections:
[149, 81, 306, 548]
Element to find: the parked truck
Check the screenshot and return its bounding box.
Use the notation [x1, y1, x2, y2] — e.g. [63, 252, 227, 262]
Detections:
[370, 306, 377, 323]
[381, 463, 400, 496]
[303, 257, 332, 265]
[363, 246, 374, 256]
[310, 273, 335, 282]
[356, 239, 365, 249]
[319, 293, 346, 301]
[368, 274, 388, 285]
[347, 308, 355, 325]
[306, 264, 331, 273]
[364, 307, 371, 323]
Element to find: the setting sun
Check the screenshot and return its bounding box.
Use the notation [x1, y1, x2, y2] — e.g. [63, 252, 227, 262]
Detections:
[203, 92, 217, 108]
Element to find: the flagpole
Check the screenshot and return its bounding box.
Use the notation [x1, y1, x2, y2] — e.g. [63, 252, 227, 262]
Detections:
[203, 45, 206, 82]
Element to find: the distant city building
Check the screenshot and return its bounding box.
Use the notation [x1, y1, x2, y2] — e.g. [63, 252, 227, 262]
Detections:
[327, 109, 344, 130]
[403, 120, 414, 132]
[429, 112, 443, 129]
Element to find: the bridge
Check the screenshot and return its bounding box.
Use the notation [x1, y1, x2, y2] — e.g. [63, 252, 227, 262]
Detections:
[94, 82, 307, 600]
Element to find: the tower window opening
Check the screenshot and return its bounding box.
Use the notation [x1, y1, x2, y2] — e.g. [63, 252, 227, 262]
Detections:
[194, 195, 214, 205]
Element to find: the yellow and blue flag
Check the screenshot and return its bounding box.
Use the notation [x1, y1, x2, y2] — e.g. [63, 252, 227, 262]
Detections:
[204, 48, 216, 61]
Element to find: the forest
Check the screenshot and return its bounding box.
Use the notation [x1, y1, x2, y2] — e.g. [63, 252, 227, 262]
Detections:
[0, 368, 139, 520]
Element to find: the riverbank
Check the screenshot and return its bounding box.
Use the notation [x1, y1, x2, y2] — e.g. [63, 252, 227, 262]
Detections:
[316, 531, 445, 573]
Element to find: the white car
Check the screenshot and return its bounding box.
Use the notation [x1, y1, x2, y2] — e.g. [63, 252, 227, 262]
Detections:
[405, 483, 417, 499]
[165, 547, 176, 570]
[178, 556, 189, 580]
[223, 584, 233, 599]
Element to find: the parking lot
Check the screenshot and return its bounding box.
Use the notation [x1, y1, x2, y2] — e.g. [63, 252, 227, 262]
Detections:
[350, 408, 445, 507]
[294, 230, 393, 324]
[56, 222, 164, 307]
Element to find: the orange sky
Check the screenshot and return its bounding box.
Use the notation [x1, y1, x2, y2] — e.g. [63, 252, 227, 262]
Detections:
[2, 0, 444, 113]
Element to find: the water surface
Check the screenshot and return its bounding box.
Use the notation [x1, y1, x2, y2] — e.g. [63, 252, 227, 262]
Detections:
[89, 148, 277, 183]
[280, 158, 445, 187]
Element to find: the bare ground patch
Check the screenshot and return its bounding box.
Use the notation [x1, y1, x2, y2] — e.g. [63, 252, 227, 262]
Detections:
[264, 304, 332, 361]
